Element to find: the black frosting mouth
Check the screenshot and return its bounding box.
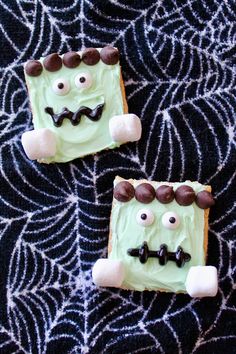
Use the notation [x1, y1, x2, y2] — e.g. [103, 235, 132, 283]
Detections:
[127, 242, 191, 268]
[45, 103, 104, 127]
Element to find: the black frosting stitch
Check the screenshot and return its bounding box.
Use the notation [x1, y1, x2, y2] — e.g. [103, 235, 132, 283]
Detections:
[127, 242, 191, 268]
[45, 103, 104, 127]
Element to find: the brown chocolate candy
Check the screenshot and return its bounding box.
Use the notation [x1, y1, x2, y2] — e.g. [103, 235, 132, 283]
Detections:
[63, 51, 81, 68]
[175, 185, 195, 206]
[135, 183, 155, 204]
[114, 181, 135, 202]
[43, 53, 62, 72]
[100, 46, 119, 65]
[25, 60, 43, 77]
[82, 48, 100, 65]
[156, 185, 174, 204]
[196, 190, 215, 209]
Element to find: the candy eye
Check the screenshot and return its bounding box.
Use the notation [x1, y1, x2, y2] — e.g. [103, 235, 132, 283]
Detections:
[136, 209, 154, 227]
[52, 78, 70, 95]
[75, 72, 92, 89]
[162, 212, 180, 230]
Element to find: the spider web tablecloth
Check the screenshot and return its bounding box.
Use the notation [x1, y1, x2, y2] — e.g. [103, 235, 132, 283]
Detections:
[0, 1, 235, 353]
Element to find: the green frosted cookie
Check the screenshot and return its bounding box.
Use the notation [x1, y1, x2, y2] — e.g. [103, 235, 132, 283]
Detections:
[22, 47, 141, 163]
[92, 177, 218, 298]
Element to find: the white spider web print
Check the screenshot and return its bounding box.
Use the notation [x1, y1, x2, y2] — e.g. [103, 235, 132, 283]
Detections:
[0, 0, 236, 353]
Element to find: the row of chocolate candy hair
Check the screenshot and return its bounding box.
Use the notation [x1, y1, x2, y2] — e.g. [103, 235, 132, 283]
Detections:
[25, 46, 119, 77]
[113, 181, 215, 209]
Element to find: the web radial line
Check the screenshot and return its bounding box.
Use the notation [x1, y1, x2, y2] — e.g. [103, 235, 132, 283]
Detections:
[142, 93, 162, 169]
[11, 145, 65, 201]
[17, 149, 69, 197]
[214, 169, 236, 198]
[167, 116, 173, 181]
[147, 112, 166, 179]
[211, 202, 236, 225]
[164, 319, 182, 354]
[178, 108, 202, 180]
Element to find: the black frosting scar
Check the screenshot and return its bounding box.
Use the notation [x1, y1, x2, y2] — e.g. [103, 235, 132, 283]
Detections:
[127, 242, 191, 268]
[45, 103, 104, 127]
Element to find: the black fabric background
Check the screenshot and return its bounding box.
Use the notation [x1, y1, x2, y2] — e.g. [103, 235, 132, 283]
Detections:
[0, 1, 235, 353]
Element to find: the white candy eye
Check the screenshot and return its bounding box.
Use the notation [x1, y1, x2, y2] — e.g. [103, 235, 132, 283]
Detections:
[75, 72, 92, 89]
[52, 78, 70, 95]
[136, 209, 154, 227]
[162, 212, 180, 230]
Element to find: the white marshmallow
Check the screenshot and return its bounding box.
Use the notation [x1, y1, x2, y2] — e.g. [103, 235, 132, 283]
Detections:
[92, 259, 125, 288]
[109, 114, 142, 143]
[21, 129, 56, 160]
[185, 266, 218, 298]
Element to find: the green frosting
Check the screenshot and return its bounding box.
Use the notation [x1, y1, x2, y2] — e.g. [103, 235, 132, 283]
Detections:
[109, 179, 207, 292]
[24, 51, 124, 163]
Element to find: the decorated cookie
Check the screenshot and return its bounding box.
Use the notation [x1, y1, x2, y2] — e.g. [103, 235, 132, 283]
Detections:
[92, 177, 218, 297]
[22, 47, 142, 163]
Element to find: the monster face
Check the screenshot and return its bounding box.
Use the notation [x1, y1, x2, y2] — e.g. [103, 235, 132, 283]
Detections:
[108, 177, 214, 292]
[24, 48, 127, 163]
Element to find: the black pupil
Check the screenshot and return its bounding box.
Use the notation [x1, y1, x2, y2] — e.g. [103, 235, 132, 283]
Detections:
[58, 83, 64, 89]
[169, 217, 176, 224]
[79, 76, 86, 83]
[141, 213, 147, 220]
